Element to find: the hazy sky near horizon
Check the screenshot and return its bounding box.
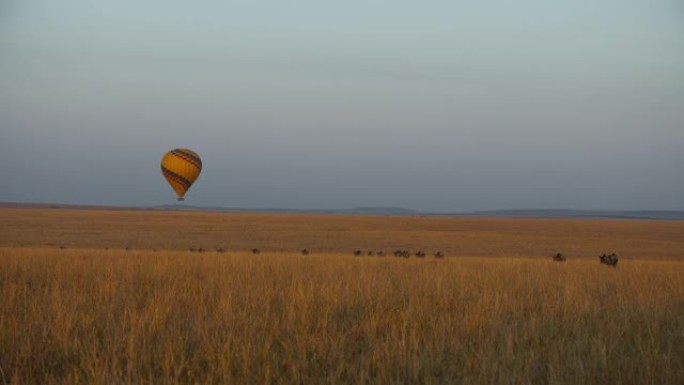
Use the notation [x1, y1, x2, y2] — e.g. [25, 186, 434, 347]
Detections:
[1, 0, 683, 211]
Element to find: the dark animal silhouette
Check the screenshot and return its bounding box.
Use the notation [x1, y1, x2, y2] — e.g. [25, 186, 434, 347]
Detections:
[301, 248, 310, 255]
[415, 251, 426, 258]
[216, 247, 224, 253]
[377, 251, 385, 256]
[252, 248, 261, 254]
[553, 253, 566, 262]
[434, 251, 444, 258]
[367, 251, 375, 256]
[392, 250, 411, 258]
[353, 250, 362, 256]
[599, 253, 618, 267]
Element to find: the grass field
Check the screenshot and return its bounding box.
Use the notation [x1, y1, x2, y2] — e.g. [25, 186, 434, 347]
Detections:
[1, 207, 683, 384]
[2, 207, 683, 259]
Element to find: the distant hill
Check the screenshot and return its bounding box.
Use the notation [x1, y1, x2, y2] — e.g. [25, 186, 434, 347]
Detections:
[345, 207, 419, 215]
[2, 202, 683, 220]
[149, 206, 684, 219]
[152, 204, 418, 215]
[456, 209, 684, 220]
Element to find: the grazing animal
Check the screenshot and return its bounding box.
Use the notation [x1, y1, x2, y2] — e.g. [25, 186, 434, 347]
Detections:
[402, 250, 411, 258]
[59, 245, 66, 250]
[301, 248, 310, 255]
[252, 248, 261, 254]
[553, 253, 566, 262]
[377, 251, 385, 256]
[434, 251, 444, 258]
[367, 251, 375, 256]
[216, 247, 224, 253]
[197, 247, 204, 253]
[353, 250, 362, 256]
[189, 247, 195, 252]
[599, 253, 618, 267]
[394, 250, 403, 257]
[415, 251, 426, 258]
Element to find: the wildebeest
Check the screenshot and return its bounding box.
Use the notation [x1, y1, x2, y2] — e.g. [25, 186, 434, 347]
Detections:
[599, 253, 618, 267]
[377, 251, 385, 256]
[301, 248, 310, 255]
[434, 251, 444, 258]
[367, 251, 375, 256]
[553, 253, 566, 262]
[353, 249, 362, 256]
[216, 247, 224, 253]
[189, 247, 195, 252]
[252, 248, 261, 254]
[415, 251, 426, 258]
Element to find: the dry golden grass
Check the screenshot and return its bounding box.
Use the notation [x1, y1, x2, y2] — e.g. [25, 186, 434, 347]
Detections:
[0, 207, 683, 384]
[1, 207, 683, 259]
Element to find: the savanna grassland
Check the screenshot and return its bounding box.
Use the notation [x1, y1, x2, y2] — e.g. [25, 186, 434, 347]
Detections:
[1, 206, 683, 384]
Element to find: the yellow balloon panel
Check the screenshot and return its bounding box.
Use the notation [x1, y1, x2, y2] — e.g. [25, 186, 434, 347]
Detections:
[160, 149, 202, 200]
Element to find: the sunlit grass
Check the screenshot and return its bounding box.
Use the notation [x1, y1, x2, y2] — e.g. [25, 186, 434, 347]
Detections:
[1, 207, 682, 383]
[1, 247, 683, 384]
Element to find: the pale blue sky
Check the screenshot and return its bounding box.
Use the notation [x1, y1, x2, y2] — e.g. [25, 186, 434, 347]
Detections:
[1, 0, 682, 211]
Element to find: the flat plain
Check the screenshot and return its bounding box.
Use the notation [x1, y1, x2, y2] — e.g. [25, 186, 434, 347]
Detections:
[1, 206, 683, 384]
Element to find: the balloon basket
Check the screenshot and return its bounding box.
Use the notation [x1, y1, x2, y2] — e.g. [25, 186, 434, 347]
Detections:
[177, 197, 185, 202]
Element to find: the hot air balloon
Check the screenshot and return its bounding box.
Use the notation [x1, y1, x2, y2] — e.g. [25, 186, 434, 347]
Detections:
[160, 148, 202, 201]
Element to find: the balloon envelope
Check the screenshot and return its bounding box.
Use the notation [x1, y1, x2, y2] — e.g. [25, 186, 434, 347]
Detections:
[160, 148, 202, 201]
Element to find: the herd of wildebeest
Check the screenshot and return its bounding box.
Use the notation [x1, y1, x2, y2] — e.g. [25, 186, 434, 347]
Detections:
[237, 248, 617, 266]
[189, 247, 619, 266]
[552, 252, 619, 267]
[57, 245, 619, 266]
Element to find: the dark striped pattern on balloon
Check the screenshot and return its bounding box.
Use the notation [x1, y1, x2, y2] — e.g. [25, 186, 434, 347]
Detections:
[161, 166, 192, 189]
[170, 149, 202, 171]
